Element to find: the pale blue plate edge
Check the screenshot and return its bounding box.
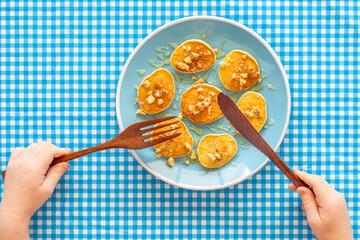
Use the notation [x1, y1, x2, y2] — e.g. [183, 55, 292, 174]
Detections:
[115, 16, 291, 191]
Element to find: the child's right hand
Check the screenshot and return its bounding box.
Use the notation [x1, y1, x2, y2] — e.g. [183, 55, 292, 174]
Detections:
[0, 142, 71, 220]
[288, 170, 353, 240]
[0, 142, 71, 240]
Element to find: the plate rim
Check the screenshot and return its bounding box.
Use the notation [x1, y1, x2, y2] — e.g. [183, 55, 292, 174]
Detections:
[115, 16, 291, 191]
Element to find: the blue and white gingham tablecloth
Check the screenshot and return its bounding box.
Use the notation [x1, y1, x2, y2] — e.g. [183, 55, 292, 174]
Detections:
[0, 1, 359, 239]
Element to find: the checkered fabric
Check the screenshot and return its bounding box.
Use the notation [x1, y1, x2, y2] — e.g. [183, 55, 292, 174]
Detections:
[0, 1, 359, 239]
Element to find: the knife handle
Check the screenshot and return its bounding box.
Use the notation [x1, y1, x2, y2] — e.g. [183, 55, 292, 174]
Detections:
[264, 148, 310, 189]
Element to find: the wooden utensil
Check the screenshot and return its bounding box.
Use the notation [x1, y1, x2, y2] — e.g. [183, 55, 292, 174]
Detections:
[217, 92, 310, 189]
[2, 116, 181, 179]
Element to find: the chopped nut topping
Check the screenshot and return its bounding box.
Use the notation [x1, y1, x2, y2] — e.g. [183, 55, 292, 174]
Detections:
[147, 90, 153, 95]
[167, 157, 175, 167]
[203, 98, 211, 107]
[146, 95, 155, 104]
[191, 76, 197, 80]
[250, 71, 260, 79]
[191, 52, 199, 59]
[199, 95, 204, 100]
[232, 73, 237, 79]
[139, 101, 144, 106]
[178, 112, 183, 120]
[197, 87, 204, 93]
[214, 49, 218, 54]
[239, 78, 246, 86]
[157, 99, 163, 105]
[244, 106, 262, 118]
[184, 160, 190, 165]
[219, 62, 228, 68]
[142, 80, 150, 88]
[185, 142, 192, 150]
[234, 131, 240, 137]
[210, 92, 216, 96]
[242, 55, 247, 59]
[240, 73, 248, 78]
[190, 150, 197, 160]
[207, 152, 216, 161]
[177, 62, 190, 71]
[136, 109, 146, 115]
[184, 56, 192, 64]
[154, 90, 163, 98]
[155, 146, 164, 153]
[195, 79, 204, 84]
[189, 96, 212, 115]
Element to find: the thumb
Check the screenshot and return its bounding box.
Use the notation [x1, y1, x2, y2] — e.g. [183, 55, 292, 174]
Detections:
[297, 187, 320, 223]
[42, 162, 70, 194]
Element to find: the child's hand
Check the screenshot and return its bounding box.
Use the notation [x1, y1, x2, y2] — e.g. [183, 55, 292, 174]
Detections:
[288, 170, 353, 240]
[0, 142, 71, 240]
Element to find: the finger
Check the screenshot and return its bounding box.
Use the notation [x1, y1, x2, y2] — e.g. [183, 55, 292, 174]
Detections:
[13, 143, 39, 164]
[40, 142, 71, 158]
[32, 141, 63, 157]
[36, 144, 71, 169]
[52, 147, 71, 158]
[41, 162, 70, 195]
[297, 187, 320, 224]
[295, 170, 334, 198]
[31, 141, 51, 157]
[23, 143, 39, 156]
[8, 147, 26, 163]
[288, 183, 297, 191]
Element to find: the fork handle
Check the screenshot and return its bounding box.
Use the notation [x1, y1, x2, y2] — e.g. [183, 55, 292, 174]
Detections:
[1, 140, 116, 179]
[51, 143, 112, 165]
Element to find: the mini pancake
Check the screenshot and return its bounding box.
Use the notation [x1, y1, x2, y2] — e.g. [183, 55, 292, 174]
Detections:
[197, 134, 237, 169]
[152, 119, 193, 158]
[137, 68, 175, 114]
[180, 84, 223, 124]
[237, 91, 267, 132]
[219, 50, 260, 91]
[171, 39, 216, 74]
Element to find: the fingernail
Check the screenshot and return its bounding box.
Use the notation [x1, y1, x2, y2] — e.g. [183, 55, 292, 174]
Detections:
[297, 188, 304, 196]
[62, 163, 70, 170]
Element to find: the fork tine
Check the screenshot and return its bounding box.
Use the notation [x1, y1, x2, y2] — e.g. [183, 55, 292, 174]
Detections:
[135, 116, 177, 128]
[140, 120, 179, 134]
[141, 127, 181, 140]
[142, 132, 182, 147]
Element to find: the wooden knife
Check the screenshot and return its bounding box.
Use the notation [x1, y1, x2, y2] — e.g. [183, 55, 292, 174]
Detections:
[217, 92, 309, 189]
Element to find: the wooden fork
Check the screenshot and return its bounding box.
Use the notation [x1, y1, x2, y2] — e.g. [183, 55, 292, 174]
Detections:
[1, 116, 181, 179]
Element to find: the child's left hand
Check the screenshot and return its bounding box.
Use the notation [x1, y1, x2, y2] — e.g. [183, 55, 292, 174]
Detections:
[0, 142, 71, 240]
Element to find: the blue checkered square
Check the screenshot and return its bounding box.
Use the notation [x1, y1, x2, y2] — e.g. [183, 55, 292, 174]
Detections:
[0, 1, 359, 239]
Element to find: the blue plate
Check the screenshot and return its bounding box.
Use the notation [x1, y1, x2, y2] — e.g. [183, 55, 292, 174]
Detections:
[116, 16, 290, 190]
